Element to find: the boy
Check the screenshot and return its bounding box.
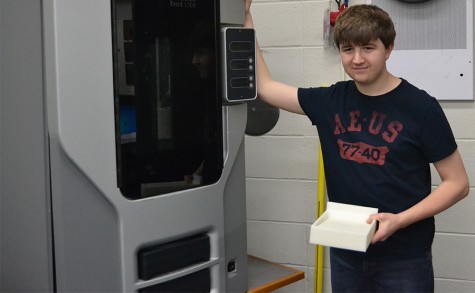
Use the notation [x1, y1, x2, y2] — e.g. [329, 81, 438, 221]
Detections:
[245, 2, 469, 292]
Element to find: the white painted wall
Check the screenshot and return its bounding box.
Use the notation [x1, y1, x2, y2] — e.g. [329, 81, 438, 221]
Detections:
[245, 1, 475, 292]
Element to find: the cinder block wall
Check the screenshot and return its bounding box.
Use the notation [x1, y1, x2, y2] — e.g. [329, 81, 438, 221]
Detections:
[245, 1, 475, 292]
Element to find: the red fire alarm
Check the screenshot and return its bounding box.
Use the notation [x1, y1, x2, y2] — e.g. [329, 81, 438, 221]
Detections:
[330, 4, 346, 27]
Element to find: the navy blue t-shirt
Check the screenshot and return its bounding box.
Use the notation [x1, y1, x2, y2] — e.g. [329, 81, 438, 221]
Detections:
[299, 79, 457, 259]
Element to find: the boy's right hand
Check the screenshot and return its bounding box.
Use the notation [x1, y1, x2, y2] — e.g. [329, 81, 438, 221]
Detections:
[242, 0, 303, 115]
[245, 0, 252, 14]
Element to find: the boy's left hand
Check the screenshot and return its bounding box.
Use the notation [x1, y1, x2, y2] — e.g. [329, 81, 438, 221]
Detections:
[367, 213, 403, 244]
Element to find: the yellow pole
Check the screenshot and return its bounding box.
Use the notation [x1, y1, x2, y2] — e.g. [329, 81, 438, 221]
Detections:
[315, 145, 326, 293]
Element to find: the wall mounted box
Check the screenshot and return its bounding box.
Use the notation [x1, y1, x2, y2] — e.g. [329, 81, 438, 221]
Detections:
[309, 202, 378, 252]
[366, 0, 474, 101]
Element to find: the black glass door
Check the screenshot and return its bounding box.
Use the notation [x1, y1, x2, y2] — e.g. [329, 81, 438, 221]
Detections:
[111, 0, 222, 199]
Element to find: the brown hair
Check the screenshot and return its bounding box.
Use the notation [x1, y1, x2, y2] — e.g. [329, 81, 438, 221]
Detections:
[333, 5, 396, 49]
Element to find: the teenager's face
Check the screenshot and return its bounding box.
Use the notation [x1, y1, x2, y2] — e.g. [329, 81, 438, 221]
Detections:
[339, 39, 393, 87]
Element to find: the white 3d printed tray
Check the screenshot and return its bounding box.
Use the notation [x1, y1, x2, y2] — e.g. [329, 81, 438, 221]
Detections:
[309, 202, 378, 252]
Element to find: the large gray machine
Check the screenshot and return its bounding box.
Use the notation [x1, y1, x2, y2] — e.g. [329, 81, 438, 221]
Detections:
[0, 0, 256, 291]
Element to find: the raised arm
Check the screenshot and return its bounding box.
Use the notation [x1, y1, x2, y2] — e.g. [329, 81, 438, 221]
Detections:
[244, 0, 304, 114]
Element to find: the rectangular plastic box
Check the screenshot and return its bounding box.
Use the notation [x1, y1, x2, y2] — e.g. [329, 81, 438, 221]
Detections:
[309, 202, 378, 252]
